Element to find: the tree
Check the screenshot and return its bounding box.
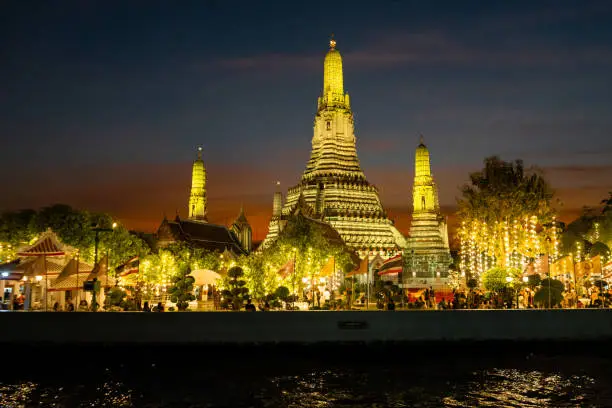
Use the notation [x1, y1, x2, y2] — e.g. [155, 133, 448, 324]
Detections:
[260, 211, 357, 297]
[458, 157, 555, 276]
[534, 278, 565, 308]
[481, 267, 520, 292]
[168, 266, 196, 311]
[561, 193, 612, 259]
[590, 242, 610, 258]
[221, 266, 250, 311]
[0, 204, 151, 269]
[527, 274, 541, 289]
[467, 278, 478, 290]
[241, 253, 275, 301]
[104, 287, 127, 311]
[0, 209, 37, 245]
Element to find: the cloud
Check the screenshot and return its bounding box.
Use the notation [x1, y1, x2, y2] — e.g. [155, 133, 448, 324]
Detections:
[200, 27, 612, 75]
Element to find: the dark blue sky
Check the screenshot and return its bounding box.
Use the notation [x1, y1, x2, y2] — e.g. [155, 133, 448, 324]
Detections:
[2, 0, 611, 237]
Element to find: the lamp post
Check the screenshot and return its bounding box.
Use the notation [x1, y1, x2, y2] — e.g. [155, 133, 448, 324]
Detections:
[505, 276, 513, 308]
[308, 248, 315, 310]
[546, 236, 552, 308]
[92, 222, 117, 265]
[292, 247, 297, 309]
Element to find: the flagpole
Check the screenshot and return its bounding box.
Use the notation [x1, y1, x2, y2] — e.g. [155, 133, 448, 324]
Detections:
[572, 255, 578, 308]
[44, 254, 48, 312]
[366, 257, 370, 311]
[76, 253, 80, 309]
[106, 250, 109, 292]
[332, 257, 335, 303]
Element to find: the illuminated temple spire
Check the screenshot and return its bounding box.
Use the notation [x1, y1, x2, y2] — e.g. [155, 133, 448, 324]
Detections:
[322, 34, 344, 106]
[412, 135, 438, 213]
[261, 37, 406, 254]
[408, 136, 450, 272]
[188, 146, 207, 221]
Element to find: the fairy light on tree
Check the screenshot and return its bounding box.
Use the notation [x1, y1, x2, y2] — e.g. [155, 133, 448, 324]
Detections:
[458, 157, 554, 279]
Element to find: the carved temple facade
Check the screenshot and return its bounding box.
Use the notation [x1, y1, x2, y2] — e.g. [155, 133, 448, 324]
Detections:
[260, 38, 406, 257]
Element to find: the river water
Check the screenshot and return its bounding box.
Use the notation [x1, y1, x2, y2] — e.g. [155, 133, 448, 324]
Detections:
[1, 344, 611, 407]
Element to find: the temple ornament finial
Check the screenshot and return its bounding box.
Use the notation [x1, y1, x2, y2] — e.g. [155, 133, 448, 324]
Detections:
[197, 146, 203, 160]
[419, 134, 425, 146]
[330, 33, 336, 49]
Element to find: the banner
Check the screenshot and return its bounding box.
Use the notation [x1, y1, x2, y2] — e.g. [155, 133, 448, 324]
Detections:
[277, 259, 294, 278]
[590, 255, 603, 277]
[346, 256, 368, 277]
[115, 256, 139, 277]
[534, 254, 549, 274]
[550, 255, 573, 278]
[320, 257, 335, 277]
[377, 254, 403, 276]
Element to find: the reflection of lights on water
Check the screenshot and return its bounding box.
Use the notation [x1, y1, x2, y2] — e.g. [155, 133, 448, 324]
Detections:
[0, 365, 601, 406]
[0, 382, 37, 407]
[0, 380, 134, 407]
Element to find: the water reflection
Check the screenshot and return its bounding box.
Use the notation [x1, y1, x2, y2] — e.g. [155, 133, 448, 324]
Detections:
[1, 352, 610, 407]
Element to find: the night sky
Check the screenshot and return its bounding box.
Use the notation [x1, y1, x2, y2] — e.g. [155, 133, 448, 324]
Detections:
[2, 0, 611, 241]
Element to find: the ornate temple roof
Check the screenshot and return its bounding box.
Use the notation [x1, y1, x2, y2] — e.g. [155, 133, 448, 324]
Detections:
[157, 216, 247, 256]
[17, 229, 68, 257]
[232, 206, 250, 228]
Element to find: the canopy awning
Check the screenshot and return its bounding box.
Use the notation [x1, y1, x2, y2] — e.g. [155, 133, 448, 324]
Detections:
[191, 269, 222, 286]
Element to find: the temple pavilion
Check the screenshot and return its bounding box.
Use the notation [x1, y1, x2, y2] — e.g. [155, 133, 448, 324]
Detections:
[0, 229, 115, 310]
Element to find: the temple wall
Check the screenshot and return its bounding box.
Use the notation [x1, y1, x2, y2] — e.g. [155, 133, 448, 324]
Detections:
[1, 310, 611, 344]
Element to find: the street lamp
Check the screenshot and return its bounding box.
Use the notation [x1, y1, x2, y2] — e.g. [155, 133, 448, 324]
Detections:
[92, 222, 117, 265]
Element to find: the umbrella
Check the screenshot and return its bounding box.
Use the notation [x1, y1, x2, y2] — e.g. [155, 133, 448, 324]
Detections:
[191, 269, 222, 286]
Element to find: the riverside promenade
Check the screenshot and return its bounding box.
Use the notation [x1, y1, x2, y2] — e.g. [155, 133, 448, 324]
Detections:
[1, 309, 612, 344]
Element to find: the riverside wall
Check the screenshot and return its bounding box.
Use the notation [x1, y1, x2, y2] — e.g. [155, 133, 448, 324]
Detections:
[1, 309, 612, 344]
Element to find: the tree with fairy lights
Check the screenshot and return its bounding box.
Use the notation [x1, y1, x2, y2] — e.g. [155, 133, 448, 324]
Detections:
[168, 265, 196, 311]
[458, 157, 555, 281]
[259, 210, 356, 300]
[221, 266, 250, 310]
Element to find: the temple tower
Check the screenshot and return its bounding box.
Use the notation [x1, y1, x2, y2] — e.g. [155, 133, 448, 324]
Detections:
[407, 137, 451, 278]
[188, 147, 207, 221]
[231, 206, 252, 253]
[261, 38, 405, 255]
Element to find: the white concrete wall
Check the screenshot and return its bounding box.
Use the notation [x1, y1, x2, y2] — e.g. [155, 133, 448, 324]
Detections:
[1, 310, 611, 344]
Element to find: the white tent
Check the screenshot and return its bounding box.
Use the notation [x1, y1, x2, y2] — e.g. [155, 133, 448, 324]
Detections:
[191, 269, 222, 286]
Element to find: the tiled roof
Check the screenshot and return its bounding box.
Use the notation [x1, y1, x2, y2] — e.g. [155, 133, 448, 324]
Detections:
[158, 217, 246, 255]
[49, 272, 115, 291]
[17, 230, 66, 256]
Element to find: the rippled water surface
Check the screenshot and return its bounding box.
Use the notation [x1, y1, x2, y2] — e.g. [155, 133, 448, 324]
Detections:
[2, 345, 611, 407]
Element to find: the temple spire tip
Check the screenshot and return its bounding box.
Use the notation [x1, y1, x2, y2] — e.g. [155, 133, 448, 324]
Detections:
[329, 33, 336, 49]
